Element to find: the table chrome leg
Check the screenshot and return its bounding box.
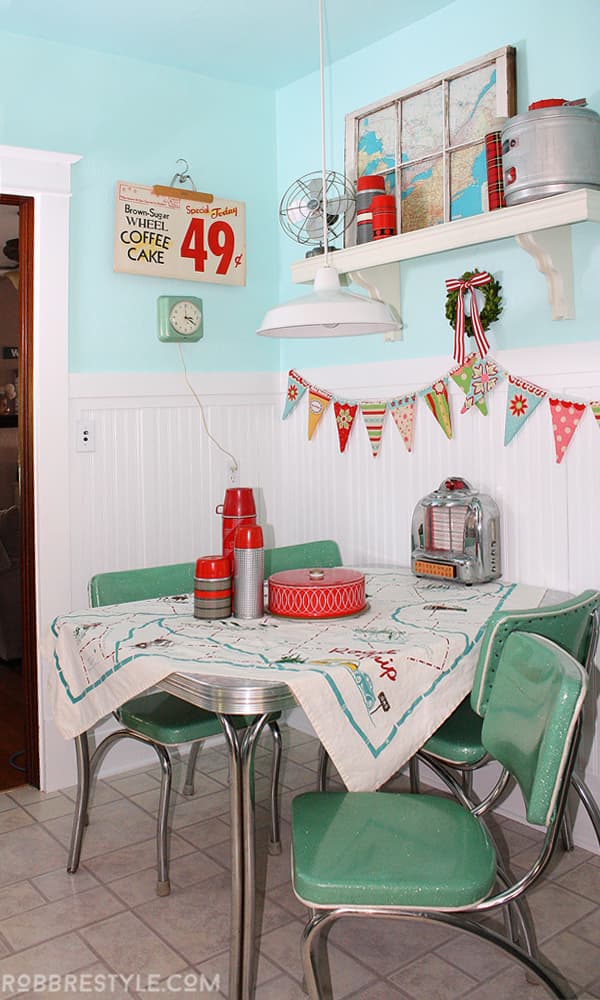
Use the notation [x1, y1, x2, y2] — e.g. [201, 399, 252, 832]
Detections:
[219, 715, 245, 1000]
[267, 720, 282, 855]
[67, 733, 90, 873]
[241, 715, 271, 1000]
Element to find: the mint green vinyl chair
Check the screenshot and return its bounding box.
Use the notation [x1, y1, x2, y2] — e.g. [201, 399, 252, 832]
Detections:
[292, 632, 588, 999]
[68, 540, 342, 896]
[412, 590, 600, 850]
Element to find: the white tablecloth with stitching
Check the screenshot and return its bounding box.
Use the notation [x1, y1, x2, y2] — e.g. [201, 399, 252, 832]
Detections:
[46, 570, 546, 791]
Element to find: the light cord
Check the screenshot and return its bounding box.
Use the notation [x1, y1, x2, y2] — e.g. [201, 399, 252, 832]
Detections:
[177, 343, 239, 473]
[319, 0, 329, 265]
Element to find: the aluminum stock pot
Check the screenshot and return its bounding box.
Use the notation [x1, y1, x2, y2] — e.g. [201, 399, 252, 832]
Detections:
[501, 101, 600, 206]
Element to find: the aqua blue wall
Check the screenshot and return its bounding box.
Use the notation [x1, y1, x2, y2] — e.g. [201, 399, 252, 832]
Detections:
[275, 0, 600, 373]
[1, 0, 598, 375]
[0, 31, 280, 372]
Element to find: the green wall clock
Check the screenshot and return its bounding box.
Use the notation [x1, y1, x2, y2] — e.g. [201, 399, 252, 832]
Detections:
[157, 295, 204, 342]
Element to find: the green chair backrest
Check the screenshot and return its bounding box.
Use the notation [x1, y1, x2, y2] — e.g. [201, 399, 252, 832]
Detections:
[89, 562, 195, 607]
[471, 590, 600, 718]
[89, 540, 343, 608]
[263, 539, 342, 578]
[481, 631, 586, 827]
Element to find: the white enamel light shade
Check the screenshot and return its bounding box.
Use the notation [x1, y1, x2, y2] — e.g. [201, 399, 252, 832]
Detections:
[257, 265, 399, 338]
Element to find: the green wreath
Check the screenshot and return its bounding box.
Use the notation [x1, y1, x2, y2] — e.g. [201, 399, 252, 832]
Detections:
[445, 268, 503, 338]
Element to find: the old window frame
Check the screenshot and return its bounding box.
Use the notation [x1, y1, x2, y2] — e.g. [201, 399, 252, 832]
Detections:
[344, 46, 516, 242]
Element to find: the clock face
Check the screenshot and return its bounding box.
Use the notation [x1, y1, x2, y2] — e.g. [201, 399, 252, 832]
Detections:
[169, 299, 202, 336]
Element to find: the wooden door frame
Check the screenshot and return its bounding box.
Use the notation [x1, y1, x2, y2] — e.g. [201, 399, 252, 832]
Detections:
[0, 193, 39, 787]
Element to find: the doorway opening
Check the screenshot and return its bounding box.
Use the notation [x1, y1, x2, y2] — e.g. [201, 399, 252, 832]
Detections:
[0, 194, 38, 790]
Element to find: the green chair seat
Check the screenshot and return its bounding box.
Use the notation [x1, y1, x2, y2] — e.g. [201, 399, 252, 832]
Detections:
[118, 692, 279, 745]
[421, 696, 484, 765]
[292, 790, 496, 909]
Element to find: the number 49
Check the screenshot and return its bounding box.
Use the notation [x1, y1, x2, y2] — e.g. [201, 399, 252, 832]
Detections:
[180, 218, 235, 274]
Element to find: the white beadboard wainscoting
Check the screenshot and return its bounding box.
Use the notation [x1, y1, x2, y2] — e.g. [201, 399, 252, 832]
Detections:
[42, 343, 600, 848]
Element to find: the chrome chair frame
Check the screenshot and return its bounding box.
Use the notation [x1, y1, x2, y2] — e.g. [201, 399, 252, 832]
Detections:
[298, 636, 585, 1000]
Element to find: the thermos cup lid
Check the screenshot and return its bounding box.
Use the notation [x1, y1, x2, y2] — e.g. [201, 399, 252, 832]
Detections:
[216, 487, 256, 517]
[235, 525, 264, 549]
[195, 555, 232, 578]
[356, 175, 386, 191]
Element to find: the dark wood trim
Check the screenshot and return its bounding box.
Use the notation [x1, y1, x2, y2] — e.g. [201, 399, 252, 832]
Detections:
[0, 194, 39, 788]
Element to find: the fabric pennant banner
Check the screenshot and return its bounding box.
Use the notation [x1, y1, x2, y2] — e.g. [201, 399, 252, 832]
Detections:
[420, 378, 452, 440]
[333, 400, 359, 453]
[504, 374, 547, 445]
[450, 353, 488, 416]
[389, 394, 416, 453]
[461, 358, 502, 414]
[282, 369, 309, 420]
[360, 401, 388, 457]
[307, 386, 332, 440]
[549, 397, 586, 464]
[590, 401, 600, 429]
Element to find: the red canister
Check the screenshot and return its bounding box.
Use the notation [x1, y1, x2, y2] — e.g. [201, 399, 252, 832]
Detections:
[194, 555, 232, 619]
[216, 488, 257, 572]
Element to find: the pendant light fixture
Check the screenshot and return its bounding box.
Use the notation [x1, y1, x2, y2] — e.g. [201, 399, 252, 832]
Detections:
[257, 0, 400, 339]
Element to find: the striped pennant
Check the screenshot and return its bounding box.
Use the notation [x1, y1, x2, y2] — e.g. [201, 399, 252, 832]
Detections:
[360, 401, 388, 458]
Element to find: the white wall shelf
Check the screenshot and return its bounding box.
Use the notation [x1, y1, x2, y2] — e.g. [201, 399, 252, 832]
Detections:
[291, 188, 600, 335]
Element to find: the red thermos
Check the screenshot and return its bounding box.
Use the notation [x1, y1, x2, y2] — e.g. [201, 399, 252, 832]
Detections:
[216, 488, 257, 573]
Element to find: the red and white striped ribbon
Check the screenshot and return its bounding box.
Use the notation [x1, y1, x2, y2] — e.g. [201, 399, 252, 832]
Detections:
[445, 272, 492, 366]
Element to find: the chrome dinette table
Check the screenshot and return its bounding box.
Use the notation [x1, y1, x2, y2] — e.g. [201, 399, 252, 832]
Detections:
[159, 671, 295, 1000]
[47, 569, 550, 1000]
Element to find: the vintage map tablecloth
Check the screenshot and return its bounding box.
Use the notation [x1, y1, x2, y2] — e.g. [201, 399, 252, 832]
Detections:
[46, 571, 546, 791]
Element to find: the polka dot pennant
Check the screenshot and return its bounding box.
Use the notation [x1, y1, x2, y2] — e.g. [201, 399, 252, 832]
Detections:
[389, 394, 416, 453]
[549, 398, 586, 464]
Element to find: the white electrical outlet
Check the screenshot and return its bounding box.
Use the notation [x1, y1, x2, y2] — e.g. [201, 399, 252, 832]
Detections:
[229, 464, 240, 485]
[76, 420, 95, 452]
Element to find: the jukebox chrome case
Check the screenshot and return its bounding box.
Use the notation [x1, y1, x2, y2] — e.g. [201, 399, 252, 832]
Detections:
[411, 477, 501, 584]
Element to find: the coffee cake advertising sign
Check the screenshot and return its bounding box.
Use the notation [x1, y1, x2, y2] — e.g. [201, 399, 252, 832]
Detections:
[114, 181, 246, 286]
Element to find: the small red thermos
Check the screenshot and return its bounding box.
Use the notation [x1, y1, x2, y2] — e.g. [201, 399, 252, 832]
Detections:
[370, 194, 397, 239]
[216, 487, 257, 573]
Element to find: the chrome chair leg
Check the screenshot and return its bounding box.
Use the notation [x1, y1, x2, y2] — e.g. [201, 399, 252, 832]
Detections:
[267, 720, 282, 855]
[571, 771, 600, 846]
[67, 733, 90, 874]
[409, 756, 421, 794]
[155, 744, 173, 896]
[182, 741, 200, 797]
[317, 745, 329, 792]
[560, 807, 575, 852]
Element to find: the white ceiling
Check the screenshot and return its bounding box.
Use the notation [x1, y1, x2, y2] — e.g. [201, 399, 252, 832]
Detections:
[0, 0, 455, 88]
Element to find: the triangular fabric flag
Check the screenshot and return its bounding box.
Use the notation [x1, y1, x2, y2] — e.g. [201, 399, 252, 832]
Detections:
[307, 386, 332, 440]
[461, 358, 502, 414]
[389, 394, 416, 453]
[420, 378, 453, 440]
[590, 401, 600, 430]
[333, 400, 358, 453]
[449, 353, 488, 416]
[282, 369, 309, 419]
[504, 374, 547, 445]
[549, 398, 586, 464]
[360, 401, 388, 457]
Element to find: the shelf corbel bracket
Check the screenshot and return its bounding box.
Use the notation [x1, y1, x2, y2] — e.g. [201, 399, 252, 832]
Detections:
[515, 225, 574, 320]
[347, 263, 403, 342]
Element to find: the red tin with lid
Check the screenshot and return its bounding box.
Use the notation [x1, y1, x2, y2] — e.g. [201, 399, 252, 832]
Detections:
[268, 567, 366, 619]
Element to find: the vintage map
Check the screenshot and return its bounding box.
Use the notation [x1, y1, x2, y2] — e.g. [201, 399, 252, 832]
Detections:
[357, 64, 499, 232]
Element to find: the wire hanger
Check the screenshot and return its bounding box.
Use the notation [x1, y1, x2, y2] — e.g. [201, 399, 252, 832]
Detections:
[152, 158, 214, 204]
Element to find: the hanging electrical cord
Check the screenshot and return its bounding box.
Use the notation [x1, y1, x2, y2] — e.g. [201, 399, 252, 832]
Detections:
[177, 344, 239, 476]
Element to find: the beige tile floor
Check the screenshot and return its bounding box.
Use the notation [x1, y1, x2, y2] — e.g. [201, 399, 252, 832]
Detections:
[0, 725, 598, 998]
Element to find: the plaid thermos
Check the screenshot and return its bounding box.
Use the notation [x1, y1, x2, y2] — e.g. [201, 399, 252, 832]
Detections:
[485, 118, 508, 211]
